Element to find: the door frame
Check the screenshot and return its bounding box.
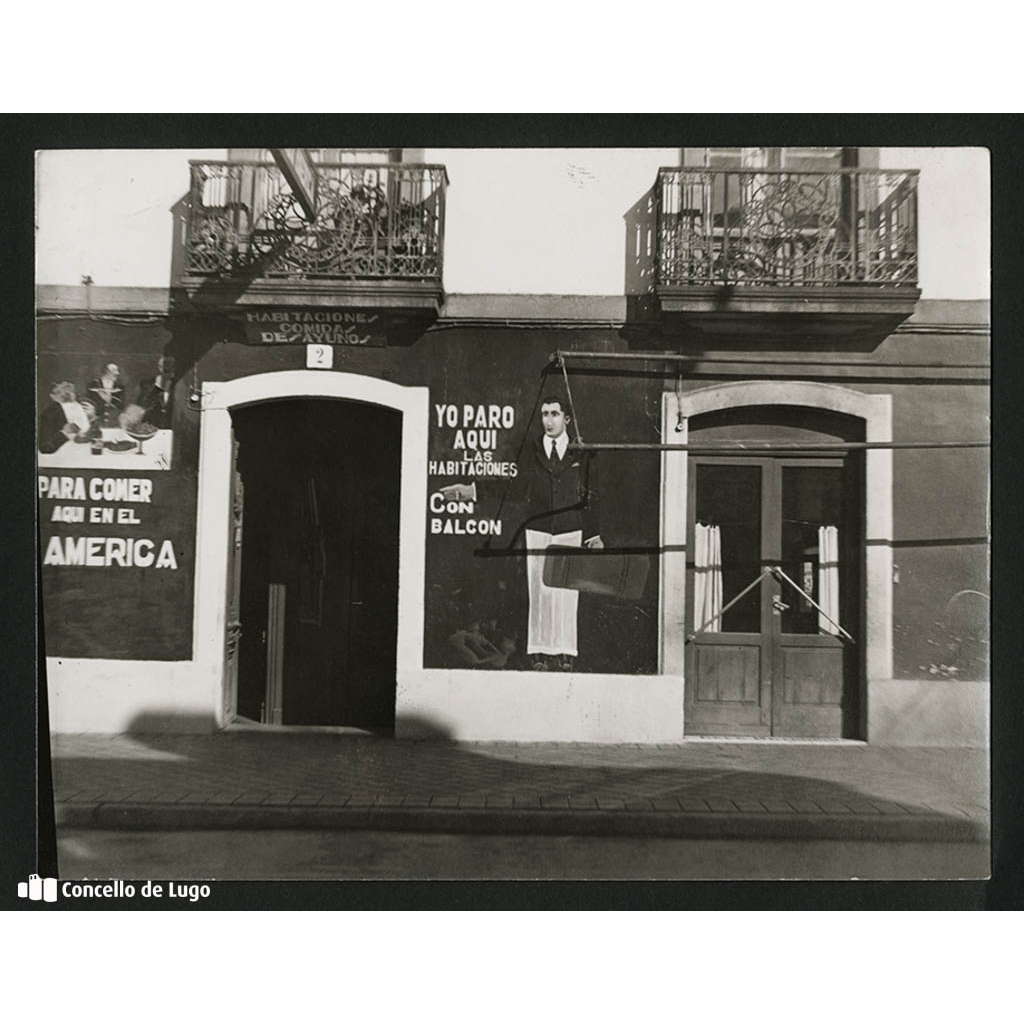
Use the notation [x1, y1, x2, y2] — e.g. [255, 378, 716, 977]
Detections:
[192, 370, 429, 729]
[660, 381, 893, 740]
[683, 453, 859, 737]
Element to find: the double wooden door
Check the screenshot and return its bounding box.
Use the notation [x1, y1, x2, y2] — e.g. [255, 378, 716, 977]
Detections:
[683, 454, 861, 738]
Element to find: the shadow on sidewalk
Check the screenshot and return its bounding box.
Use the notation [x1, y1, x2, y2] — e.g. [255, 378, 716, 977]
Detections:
[50, 712, 988, 837]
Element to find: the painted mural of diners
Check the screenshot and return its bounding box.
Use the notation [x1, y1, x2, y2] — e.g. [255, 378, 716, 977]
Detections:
[37, 358, 174, 471]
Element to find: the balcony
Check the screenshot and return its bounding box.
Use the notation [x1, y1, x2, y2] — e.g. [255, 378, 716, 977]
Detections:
[180, 160, 448, 315]
[654, 167, 920, 341]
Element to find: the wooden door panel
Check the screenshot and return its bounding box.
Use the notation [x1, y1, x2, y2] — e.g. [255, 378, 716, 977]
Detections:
[223, 436, 244, 722]
[687, 641, 769, 734]
[780, 645, 844, 705]
[265, 583, 286, 724]
[774, 637, 846, 737]
[695, 644, 761, 704]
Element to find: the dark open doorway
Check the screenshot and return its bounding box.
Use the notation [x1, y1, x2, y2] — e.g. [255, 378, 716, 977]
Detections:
[230, 398, 402, 729]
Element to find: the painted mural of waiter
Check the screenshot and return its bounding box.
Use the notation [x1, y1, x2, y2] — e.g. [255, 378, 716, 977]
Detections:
[519, 396, 602, 671]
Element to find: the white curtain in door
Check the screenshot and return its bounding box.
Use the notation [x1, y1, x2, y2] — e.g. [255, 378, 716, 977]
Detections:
[817, 525, 840, 635]
[693, 523, 723, 632]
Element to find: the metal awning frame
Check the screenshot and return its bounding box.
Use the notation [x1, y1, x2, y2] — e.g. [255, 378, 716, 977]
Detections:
[550, 351, 989, 454]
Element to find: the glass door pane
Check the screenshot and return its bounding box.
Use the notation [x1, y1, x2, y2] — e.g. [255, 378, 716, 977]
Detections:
[779, 464, 843, 635]
[694, 464, 762, 633]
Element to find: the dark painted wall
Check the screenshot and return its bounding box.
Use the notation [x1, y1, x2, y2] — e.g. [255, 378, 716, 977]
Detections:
[888, 383, 989, 679]
[37, 317, 197, 660]
[37, 310, 988, 679]
[415, 331, 663, 674]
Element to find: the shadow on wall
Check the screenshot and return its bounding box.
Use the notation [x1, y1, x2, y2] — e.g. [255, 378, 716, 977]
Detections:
[123, 712, 456, 740]
[167, 190, 251, 376]
[167, 192, 433, 348]
[126, 710, 221, 735]
[124, 710, 428, 739]
[622, 183, 659, 330]
[169, 192, 289, 309]
[391, 714, 454, 741]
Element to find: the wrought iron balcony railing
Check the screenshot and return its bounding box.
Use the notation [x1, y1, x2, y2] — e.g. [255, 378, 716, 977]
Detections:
[656, 167, 918, 289]
[185, 161, 448, 281]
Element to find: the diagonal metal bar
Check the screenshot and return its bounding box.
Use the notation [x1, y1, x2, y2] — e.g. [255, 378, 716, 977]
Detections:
[772, 566, 855, 643]
[557, 354, 583, 445]
[686, 567, 773, 643]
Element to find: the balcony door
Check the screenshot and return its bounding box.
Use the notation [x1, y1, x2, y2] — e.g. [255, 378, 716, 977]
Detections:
[683, 449, 862, 738]
[682, 147, 864, 171]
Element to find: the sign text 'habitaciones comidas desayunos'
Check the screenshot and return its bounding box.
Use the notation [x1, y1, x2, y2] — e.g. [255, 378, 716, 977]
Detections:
[243, 310, 385, 346]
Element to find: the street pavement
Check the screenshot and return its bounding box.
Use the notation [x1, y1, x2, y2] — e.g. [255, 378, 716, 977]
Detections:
[55, 829, 990, 881]
[50, 731, 989, 847]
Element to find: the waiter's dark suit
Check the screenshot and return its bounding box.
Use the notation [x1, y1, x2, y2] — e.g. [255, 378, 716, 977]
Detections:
[520, 435, 600, 539]
[517, 434, 599, 658]
[138, 378, 174, 429]
[86, 377, 125, 427]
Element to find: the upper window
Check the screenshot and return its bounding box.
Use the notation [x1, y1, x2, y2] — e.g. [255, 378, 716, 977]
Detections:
[681, 147, 868, 170]
[226, 148, 417, 165]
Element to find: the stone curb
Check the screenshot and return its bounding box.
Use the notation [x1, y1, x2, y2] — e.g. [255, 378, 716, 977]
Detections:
[56, 802, 988, 844]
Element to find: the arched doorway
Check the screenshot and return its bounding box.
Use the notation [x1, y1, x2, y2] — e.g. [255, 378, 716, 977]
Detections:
[683, 405, 863, 737]
[192, 371, 429, 731]
[660, 382, 893, 740]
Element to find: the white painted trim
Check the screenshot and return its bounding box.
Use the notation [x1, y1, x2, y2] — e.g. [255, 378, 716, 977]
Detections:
[660, 381, 894, 735]
[396, 668, 685, 743]
[868, 679, 989, 747]
[660, 391, 688, 679]
[195, 370, 429, 728]
[46, 657, 220, 734]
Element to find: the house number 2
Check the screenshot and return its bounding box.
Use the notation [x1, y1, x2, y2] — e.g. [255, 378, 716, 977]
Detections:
[306, 344, 333, 369]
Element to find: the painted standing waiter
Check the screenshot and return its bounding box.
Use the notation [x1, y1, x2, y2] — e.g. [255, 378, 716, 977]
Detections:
[517, 396, 602, 671]
[86, 362, 125, 427]
[138, 355, 176, 429]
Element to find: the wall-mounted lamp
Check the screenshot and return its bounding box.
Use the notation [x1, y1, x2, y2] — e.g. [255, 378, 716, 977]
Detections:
[186, 363, 203, 412]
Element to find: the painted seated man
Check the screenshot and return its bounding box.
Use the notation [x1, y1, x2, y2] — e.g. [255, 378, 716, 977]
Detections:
[72, 399, 104, 444]
[38, 381, 90, 454]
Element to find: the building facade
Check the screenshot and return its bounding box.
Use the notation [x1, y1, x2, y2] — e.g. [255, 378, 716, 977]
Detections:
[36, 146, 989, 744]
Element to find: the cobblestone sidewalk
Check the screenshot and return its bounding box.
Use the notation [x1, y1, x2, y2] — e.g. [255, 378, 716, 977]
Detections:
[50, 732, 990, 842]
